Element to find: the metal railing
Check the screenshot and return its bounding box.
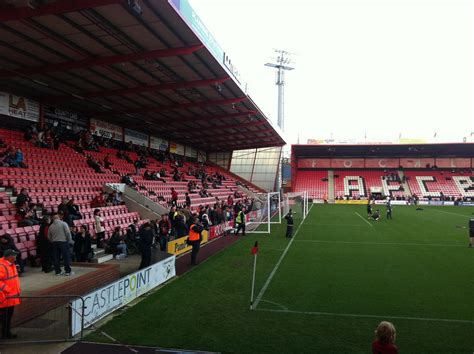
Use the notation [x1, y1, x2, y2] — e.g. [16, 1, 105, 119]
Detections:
[3, 295, 85, 345]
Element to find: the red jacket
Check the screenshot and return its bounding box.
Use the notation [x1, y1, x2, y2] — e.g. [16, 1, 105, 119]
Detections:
[0, 258, 21, 307]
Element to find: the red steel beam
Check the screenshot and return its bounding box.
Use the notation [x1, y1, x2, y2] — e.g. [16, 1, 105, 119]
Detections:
[45, 77, 229, 103]
[201, 136, 283, 149]
[195, 120, 266, 133]
[189, 128, 273, 140]
[93, 97, 246, 116]
[0, 45, 203, 78]
[0, 0, 127, 22]
[172, 110, 258, 125]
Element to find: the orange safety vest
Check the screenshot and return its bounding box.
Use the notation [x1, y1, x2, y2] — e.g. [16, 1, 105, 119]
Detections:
[0, 258, 21, 307]
[188, 224, 201, 242]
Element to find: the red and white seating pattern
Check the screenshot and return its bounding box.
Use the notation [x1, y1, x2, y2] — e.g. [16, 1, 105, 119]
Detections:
[404, 171, 474, 198]
[293, 171, 328, 199]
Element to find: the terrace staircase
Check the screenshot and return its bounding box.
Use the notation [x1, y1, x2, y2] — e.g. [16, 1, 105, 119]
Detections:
[327, 170, 335, 203]
[398, 170, 411, 197]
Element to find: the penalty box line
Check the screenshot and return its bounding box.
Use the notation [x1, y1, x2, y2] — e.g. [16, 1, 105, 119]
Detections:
[252, 204, 314, 310]
[254, 308, 474, 325]
[294, 239, 466, 247]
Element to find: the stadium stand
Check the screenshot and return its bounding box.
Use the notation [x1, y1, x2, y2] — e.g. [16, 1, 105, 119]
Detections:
[0, 126, 259, 266]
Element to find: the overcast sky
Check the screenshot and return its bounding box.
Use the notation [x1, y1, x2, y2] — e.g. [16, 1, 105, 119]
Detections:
[190, 0, 473, 145]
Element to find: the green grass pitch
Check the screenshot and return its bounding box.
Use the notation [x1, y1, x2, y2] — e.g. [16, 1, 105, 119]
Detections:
[88, 204, 474, 353]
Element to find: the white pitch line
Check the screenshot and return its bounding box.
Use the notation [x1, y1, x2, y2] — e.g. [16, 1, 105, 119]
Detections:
[429, 208, 472, 218]
[254, 308, 474, 325]
[355, 211, 373, 227]
[295, 239, 465, 248]
[252, 204, 313, 310]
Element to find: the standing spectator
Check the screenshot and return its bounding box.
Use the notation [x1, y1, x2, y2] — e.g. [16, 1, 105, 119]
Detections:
[138, 222, 155, 270]
[171, 187, 178, 206]
[0, 249, 22, 339]
[158, 214, 171, 251]
[185, 192, 191, 208]
[73, 225, 92, 262]
[93, 209, 105, 248]
[48, 214, 74, 276]
[372, 321, 398, 354]
[187, 219, 203, 266]
[0, 234, 24, 275]
[284, 209, 294, 238]
[58, 199, 70, 225]
[234, 207, 246, 236]
[36, 216, 53, 273]
[175, 214, 189, 238]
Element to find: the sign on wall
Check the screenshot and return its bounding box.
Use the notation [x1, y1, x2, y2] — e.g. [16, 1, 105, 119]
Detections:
[150, 136, 168, 151]
[0, 91, 39, 122]
[185, 146, 197, 158]
[90, 118, 123, 141]
[434, 158, 471, 169]
[44, 106, 88, 129]
[331, 159, 365, 168]
[364, 158, 399, 168]
[70, 256, 176, 336]
[124, 128, 148, 147]
[175, 143, 185, 156]
[400, 158, 435, 168]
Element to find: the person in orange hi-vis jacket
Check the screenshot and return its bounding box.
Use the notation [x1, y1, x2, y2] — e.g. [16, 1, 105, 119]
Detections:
[0, 249, 21, 340]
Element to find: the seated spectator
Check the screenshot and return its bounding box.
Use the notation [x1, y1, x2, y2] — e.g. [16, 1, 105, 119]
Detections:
[159, 167, 167, 177]
[105, 192, 115, 206]
[0, 137, 6, 148]
[121, 174, 137, 188]
[18, 208, 40, 226]
[9, 148, 27, 168]
[104, 154, 113, 169]
[114, 192, 124, 206]
[87, 156, 104, 173]
[144, 170, 152, 180]
[0, 234, 24, 275]
[15, 188, 32, 211]
[73, 225, 92, 262]
[67, 198, 82, 223]
[372, 321, 398, 354]
[36, 130, 50, 148]
[91, 192, 106, 208]
[154, 171, 166, 183]
[108, 226, 127, 257]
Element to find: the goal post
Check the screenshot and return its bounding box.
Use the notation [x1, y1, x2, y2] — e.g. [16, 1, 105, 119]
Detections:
[247, 192, 281, 234]
[282, 191, 309, 221]
[246, 191, 309, 234]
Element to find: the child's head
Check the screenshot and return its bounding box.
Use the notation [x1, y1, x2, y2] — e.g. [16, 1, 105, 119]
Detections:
[374, 321, 396, 344]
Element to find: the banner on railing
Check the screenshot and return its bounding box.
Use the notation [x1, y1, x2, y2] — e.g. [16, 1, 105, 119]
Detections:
[167, 230, 209, 255]
[90, 118, 123, 141]
[124, 128, 148, 147]
[150, 136, 168, 151]
[70, 255, 176, 336]
[0, 91, 39, 122]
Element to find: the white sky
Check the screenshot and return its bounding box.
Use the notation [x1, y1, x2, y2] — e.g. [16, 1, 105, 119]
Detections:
[190, 0, 474, 145]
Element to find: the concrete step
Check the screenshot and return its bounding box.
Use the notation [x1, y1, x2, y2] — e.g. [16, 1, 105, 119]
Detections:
[91, 254, 113, 264]
[94, 248, 105, 256]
